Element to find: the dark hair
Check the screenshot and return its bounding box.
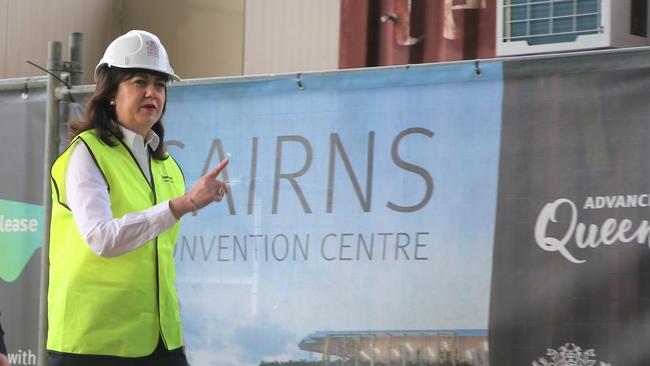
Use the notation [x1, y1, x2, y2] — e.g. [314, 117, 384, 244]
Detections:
[69, 66, 171, 160]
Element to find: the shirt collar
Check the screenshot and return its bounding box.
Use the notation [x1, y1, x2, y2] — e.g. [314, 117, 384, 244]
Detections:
[118, 124, 160, 151]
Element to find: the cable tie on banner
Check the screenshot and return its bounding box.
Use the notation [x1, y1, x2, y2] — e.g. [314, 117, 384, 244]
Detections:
[21, 77, 30, 100]
[474, 59, 482, 78]
[296, 72, 304, 91]
[25, 59, 76, 102]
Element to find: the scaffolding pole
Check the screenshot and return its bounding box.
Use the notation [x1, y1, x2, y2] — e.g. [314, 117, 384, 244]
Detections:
[38, 40, 62, 366]
[68, 32, 83, 86]
[37, 32, 83, 366]
[0, 76, 47, 92]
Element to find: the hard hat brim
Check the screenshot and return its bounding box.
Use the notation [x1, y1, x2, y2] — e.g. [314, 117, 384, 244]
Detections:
[94, 63, 181, 83]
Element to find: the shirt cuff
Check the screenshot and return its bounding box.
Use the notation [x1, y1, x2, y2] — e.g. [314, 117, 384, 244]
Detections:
[155, 200, 179, 226]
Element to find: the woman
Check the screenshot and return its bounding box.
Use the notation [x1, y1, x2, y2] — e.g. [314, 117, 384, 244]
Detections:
[47, 30, 226, 366]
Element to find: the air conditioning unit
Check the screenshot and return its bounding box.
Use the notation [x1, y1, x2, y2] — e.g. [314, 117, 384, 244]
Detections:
[496, 0, 650, 56]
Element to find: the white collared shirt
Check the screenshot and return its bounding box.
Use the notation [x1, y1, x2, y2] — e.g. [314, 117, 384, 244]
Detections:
[65, 125, 178, 257]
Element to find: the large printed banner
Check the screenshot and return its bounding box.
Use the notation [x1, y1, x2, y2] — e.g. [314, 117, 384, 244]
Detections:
[489, 51, 650, 366]
[3, 48, 650, 366]
[0, 88, 46, 365]
[165, 64, 503, 366]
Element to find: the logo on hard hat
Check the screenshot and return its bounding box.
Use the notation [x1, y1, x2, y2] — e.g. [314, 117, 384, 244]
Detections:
[145, 40, 159, 58]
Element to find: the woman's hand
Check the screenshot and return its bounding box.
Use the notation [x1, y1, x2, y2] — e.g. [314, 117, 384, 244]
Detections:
[170, 159, 229, 218]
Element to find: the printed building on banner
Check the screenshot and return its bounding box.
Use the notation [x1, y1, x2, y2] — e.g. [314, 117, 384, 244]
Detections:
[299, 329, 488, 365]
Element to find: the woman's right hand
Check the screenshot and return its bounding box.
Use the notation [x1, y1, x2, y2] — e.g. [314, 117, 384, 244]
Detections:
[170, 158, 229, 218]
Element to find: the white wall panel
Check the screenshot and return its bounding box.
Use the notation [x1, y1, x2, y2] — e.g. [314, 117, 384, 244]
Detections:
[122, 0, 244, 78]
[243, 0, 340, 75]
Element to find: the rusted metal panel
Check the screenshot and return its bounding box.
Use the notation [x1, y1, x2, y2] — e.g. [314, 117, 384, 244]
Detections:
[340, 0, 497, 68]
[338, 0, 371, 68]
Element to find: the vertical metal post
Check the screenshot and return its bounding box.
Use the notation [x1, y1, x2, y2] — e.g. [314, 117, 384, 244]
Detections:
[38, 40, 62, 366]
[59, 32, 83, 151]
[68, 32, 83, 85]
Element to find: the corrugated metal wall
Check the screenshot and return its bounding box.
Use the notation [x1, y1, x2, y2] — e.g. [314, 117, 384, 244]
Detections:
[339, 0, 496, 68]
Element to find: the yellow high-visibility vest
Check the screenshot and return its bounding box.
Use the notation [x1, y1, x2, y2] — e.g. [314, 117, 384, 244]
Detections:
[47, 129, 185, 357]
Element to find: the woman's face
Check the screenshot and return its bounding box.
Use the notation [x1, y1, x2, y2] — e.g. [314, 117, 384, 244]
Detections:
[113, 72, 166, 136]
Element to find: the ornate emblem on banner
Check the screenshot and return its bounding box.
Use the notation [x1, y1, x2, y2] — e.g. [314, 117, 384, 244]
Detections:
[532, 343, 612, 366]
[145, 40, 159, 58]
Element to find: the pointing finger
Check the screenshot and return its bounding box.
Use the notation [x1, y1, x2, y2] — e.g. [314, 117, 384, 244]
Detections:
[206, 158, 229, 178]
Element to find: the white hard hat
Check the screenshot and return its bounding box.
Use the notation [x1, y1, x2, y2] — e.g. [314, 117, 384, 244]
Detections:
[94, 30, 180, 82]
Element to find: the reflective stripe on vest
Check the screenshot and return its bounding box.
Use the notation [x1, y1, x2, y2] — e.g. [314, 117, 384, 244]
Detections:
[47, 130, 185, 357]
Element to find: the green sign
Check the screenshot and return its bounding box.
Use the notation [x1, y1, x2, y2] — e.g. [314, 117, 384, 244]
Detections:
[0, 199, 43, 282]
